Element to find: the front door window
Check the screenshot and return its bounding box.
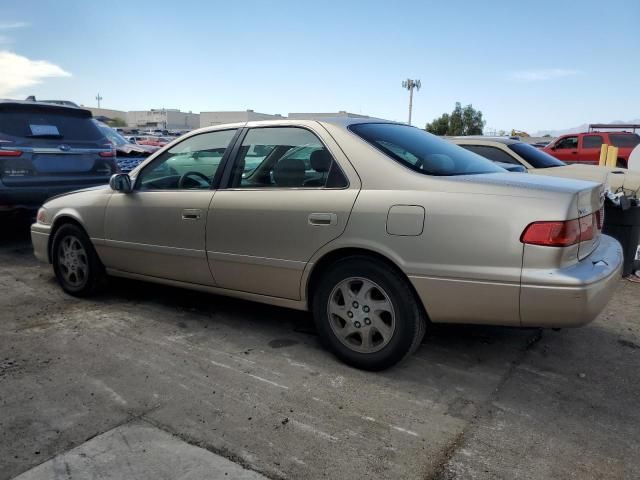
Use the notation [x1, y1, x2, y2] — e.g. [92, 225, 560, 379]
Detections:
[137, 129, 237, 190]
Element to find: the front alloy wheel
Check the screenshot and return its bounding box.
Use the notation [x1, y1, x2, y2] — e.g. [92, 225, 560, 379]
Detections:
[52, 223, 105, 296]
[57, 235, 89, 289]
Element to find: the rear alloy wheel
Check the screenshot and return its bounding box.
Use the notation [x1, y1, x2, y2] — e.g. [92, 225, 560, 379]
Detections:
[52, 224, 105, 296]
[328, 277, 396, 354]
[313, 257, 426, 370]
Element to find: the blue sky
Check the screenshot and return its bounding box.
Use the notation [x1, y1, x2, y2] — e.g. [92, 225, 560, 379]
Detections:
[0, 0, 638, 132]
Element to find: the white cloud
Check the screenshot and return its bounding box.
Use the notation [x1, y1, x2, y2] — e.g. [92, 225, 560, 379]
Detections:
[0, 21, 29, 30]
[510, 68, 581, 81]
[0, 51, 71, 97]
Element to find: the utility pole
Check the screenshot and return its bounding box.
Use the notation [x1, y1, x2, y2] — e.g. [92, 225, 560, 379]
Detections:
[402, 79, 421, 125]
[95, 93, 103, 108]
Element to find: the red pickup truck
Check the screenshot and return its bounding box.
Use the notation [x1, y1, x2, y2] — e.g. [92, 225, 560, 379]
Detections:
[543, 131, 640, 167]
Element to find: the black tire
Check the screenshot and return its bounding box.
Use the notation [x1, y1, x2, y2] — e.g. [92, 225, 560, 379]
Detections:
[52, 223, 105, 297]
[312, 256, 426, 371]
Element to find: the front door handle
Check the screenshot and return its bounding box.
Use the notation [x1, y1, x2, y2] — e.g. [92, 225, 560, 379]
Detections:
[308, 213, 337, 226]
[182, 209, 202, 220]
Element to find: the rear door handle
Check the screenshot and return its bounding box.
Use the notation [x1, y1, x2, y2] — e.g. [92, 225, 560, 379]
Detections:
[308, 213, 337, 226]
[182, 209, 202, 220]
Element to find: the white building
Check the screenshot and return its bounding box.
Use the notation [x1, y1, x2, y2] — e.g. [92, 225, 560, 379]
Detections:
[127, 109, 200, 130]
[199, 110, 284, 128]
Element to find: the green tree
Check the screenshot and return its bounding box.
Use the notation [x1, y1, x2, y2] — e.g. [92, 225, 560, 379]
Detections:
[425, 113, 450, 135]
[425, 102, 485, 136]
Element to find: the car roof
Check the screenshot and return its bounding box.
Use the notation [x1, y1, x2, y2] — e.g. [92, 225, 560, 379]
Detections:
[0, 99, 92, 116]
[450, 136, 520, 145]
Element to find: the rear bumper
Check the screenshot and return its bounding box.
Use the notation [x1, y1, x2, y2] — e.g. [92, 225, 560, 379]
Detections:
[31, 223, 52, 263]
[520, 234, 623, 327]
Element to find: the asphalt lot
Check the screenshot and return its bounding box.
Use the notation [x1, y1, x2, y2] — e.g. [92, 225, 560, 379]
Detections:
[1, 217, 639, 480]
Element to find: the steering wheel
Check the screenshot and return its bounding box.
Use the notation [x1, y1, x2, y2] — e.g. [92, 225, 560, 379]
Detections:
[178, 171, 210, 189]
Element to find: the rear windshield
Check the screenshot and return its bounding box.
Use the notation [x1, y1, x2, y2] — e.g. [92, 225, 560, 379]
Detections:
[609, 133, 640, 148]
[349, 123, 504, 176]
[0, 106, 103, 141]
[508, 142, 566, 168]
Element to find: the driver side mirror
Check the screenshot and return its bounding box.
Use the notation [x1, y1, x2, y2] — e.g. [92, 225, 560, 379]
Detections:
[109, 173, 132, 193]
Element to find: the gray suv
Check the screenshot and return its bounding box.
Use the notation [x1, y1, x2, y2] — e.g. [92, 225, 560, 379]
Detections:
[0, 100, 118, 215]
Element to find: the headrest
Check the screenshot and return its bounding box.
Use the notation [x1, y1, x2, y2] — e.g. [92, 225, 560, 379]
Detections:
[310, 149, 332, 173]
[273, 158, 306, 187]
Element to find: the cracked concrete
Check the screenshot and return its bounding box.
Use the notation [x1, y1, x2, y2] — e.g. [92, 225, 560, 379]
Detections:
[1, 219, 639, 479]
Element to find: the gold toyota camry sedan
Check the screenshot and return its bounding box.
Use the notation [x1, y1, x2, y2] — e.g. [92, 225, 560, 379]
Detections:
[31, 119, 623, 370]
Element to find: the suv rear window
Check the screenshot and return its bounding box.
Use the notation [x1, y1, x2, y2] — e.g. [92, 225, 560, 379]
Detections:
[609, 133, 640, 148]
[0, 105, 103, 141]
[349, 123, 503, 176]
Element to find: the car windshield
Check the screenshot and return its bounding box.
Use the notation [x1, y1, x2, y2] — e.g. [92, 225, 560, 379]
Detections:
[609, 133, 640, 148]
[349, 123, 504, 176]
[508, 142, 566, 168]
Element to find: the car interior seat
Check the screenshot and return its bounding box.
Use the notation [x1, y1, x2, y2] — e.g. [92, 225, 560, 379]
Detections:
[304, 149, 332, 187]
[273, 158, 306, 187]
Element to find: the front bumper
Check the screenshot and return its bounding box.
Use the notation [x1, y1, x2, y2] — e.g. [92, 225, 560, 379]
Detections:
[520, 234, 623, 327]
[31, 222, 52, 263]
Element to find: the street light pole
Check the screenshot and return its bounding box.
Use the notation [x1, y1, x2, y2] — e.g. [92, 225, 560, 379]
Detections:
[401, 79, 421, 125]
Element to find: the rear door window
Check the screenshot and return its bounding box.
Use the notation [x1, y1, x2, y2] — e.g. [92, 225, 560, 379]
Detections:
[230, 127, 348, 188]
[582, 135, 604, 149]
[609, 133, 640, 148]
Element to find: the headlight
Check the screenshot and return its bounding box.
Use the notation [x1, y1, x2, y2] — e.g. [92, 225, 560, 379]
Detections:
[36, 207, 48, 224]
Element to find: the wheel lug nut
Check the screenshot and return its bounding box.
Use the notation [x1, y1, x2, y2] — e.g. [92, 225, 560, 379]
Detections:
[347, 311, 353, 318]
[364, 318, 371, 325]
[354, 321, 361, 328]
[363, 306, 370, 313]
[352, 301, 359, 308]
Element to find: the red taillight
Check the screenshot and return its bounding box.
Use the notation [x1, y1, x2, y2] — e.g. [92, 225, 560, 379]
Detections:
[579, 214, 595, 241]
[0, 149, 22, 156]
[521, 219, 580, 247]
[99, 150, 115, 157]
[521, 213, 599, 247]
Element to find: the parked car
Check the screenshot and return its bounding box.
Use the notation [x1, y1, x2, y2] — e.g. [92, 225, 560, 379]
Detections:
[31, 119, 621, 370]
[543, 132, 640, 167]
[93, 120, 159, 172]
[0, 100, 117, 216]
[450, 137, 640, 196]
[135, 136, 171, 147]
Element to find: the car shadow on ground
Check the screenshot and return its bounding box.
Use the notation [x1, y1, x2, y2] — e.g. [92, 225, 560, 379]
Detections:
[1, 214, 541, 368]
